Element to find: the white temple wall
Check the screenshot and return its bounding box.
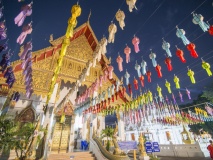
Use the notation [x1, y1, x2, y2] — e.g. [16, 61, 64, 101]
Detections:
[0, 96, 7, 113]
[118, 112, 125, 141]
[155, 143, 209, 158]
[55, 81, 77, 106]
[90, 91, 98, 139]
[125, 123, 189, 145]
[74, 113, 83, 139]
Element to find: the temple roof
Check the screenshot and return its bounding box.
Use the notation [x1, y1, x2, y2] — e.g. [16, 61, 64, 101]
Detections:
[0, 21, 131, 105]
[10, 22, 99, 73]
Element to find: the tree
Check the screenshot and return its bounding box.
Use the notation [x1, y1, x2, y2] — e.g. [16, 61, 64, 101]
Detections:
[14, 122, 35, 159]
[202, 82, 213, 103]
[179, 89, 213, 137]
[0, 114, 35, 160]
[0, 114, 17, 154]
[101, 126, 114, 151]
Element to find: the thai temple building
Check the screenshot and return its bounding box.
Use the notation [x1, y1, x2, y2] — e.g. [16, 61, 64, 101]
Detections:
[0, 2, 213, 160]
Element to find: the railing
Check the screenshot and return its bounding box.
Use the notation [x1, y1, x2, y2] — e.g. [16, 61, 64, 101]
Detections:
[92, 136, 130, 160]
[90, 138, 108, 160]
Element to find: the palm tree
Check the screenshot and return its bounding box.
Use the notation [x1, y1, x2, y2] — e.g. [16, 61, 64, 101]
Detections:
[101, 126, 114, 151]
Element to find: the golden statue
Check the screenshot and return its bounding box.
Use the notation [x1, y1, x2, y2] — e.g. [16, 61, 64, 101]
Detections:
[181, 125, 194, 144]
[112, 123, 122, 155]
[138, 133, 147, 157]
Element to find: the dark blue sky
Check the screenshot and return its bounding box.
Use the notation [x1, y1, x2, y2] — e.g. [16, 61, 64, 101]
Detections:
[2, 0, 213, 104]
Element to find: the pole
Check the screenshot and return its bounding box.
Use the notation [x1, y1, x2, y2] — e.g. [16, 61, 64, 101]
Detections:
[133, 150, 136, 160]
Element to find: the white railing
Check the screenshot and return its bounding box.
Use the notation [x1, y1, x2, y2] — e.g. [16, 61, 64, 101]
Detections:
[89, 138, 108, 160]
[155, 143, 210, 158]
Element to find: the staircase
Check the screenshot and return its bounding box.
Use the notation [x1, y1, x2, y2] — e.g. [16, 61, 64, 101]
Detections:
[48, 151, 96, 160]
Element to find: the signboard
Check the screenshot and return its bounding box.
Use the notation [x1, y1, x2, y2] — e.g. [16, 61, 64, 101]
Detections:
[118, 141, 137, 150]
[145, 142, 153, 153]
[152, 142, 159, 147]
[145, 142, 160, 153]
[153, 148, 160, 152]
[152, 142, 160, 152]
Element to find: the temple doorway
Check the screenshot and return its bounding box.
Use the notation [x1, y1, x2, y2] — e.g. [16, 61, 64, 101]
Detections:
[51, 101, 74, 153]
[51, 116, 72, 153]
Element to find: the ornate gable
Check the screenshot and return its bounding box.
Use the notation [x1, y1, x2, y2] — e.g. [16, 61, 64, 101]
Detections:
[0, 23, 99, 97]
[55, 100, 74, 116]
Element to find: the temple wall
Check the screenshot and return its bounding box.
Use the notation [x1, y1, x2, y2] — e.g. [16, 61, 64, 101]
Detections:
[125, 124, 189, 144]
[155, 143, 209, 158]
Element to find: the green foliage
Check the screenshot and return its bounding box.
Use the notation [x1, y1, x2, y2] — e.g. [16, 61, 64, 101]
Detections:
[202, 82, 213, 103]
[106, 140, 110, 151]
[179, 83, 213, 137]
[0, 114, 35, 159]
[149, 155, 160, 160]
[101, 126, 114, 139]
[179, 94, 209, 110]
[0, 114, 17, 152]
[101, 126, 114, 151]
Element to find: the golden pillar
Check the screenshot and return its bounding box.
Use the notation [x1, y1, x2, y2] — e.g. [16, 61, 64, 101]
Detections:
[46, 4, 81, 104]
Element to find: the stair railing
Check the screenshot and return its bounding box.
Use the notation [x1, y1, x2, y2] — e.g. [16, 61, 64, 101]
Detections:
[91, 135, 130, 160]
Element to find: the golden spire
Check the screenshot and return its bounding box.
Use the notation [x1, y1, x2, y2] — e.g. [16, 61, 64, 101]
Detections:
[87, 9, 91, 24]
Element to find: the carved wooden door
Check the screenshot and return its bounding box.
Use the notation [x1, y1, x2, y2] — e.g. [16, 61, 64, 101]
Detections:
[51, 116, 71, 153]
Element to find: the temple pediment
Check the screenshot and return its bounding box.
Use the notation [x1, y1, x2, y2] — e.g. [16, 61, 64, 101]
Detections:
[55, 100, 74, 116]
[0, 23, 102, 97]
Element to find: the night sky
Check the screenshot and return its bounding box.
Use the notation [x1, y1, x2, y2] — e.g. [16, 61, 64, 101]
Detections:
[2, 0, 213, 105]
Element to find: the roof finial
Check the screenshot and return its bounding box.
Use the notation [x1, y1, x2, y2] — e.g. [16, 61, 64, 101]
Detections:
[87, 9, 91, 23]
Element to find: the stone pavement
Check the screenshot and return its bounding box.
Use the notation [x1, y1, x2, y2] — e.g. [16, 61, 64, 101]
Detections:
[128, 153, 211, 160]
[158, 156, 211, 160]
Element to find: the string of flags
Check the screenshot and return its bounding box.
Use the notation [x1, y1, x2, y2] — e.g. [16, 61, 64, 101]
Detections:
[0, 3, 15, 88]
[81, 85, 213, 126]
[101, 1, 213, 99]
[0, 0, 212, 106]
[14, 1, 34, 98]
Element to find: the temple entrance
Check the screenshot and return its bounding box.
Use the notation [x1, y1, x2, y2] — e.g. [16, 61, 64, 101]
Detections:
[51, 116, 72, 153]
[51, 100, 74, 153]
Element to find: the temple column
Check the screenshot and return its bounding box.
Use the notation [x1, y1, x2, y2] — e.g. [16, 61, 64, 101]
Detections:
[42, 82, 59, 156]
[117, 111, 125, 141]
[97, 115, 105, 137]
[90, 113, 97, 139]
[82, 113, 89, 140]
[90, 90, 98, 138]
[69, 114, 76, 152]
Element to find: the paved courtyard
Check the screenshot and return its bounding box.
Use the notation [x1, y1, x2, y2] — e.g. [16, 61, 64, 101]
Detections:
[158, 156, 211, 160]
